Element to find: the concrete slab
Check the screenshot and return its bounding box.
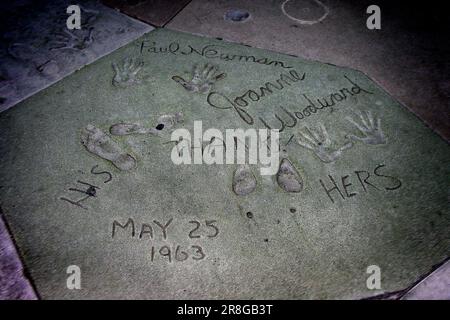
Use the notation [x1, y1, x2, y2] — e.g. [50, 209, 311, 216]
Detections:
[0, 28, 449, 299]
[166, 0, 450, 141]
[101, 0, 192, 27]
[0, 0, 153, 113]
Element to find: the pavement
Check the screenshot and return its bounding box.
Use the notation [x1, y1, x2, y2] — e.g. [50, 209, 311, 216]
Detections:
[0, 0, 448, 300]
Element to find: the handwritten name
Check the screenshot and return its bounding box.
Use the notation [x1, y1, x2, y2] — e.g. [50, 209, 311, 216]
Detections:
[207, 70, 305, 125]
[140, 41, 293, 69]
[206, 73, 373, 132]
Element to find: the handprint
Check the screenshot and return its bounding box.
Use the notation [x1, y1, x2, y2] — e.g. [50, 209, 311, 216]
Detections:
[112, 57, 144, 88]
[49, 28, 94, 51]
[345, 111, 387, 145]
[172, 63, 226, 94]
[296, 123, 353, 163]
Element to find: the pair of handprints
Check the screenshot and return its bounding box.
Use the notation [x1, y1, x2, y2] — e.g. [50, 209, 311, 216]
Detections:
[112, 57, 225, 93]
[296, 111, 387, 163]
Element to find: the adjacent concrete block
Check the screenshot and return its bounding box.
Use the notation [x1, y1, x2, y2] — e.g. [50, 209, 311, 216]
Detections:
[0, 0, 153, 113]
[101, 0, 192, 27]
[0, 214, 37, 300]
[401, 260, 450, 300]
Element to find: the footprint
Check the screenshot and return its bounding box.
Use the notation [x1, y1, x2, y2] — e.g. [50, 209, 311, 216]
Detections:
[81, 125, 136, 171]
[276, 158, 303, 193]
[156, 112, 183, 130]
[109, 112, 184, 136]
[232, 165, 257, 196]
[110, 123, 157, 136]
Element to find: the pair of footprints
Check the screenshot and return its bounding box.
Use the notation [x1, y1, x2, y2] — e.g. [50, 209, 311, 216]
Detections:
[233, 159, 303, 196]
[80, 112, 183, 171]
[296, 111, 386, 163]
[112, 57, 225, 94]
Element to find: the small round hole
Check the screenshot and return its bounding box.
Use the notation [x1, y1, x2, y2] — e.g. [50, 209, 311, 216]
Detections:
[224, 9, 250, 22]
[156, 123, 164, 130]
[86, 186, 96, 197]
[246, 211, 253, 219]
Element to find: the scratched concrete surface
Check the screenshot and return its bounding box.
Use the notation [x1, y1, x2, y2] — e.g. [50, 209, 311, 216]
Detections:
[0, 0, 153, 113]
[166, 0, 450, 142]
[0, 28, 448, 299]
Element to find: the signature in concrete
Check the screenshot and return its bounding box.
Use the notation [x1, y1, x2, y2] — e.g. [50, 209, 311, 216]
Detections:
[140, 40, 293, 69]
